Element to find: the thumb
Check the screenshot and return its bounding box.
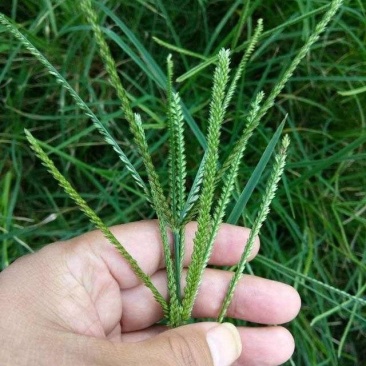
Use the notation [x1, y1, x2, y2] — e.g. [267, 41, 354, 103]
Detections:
[121, 322, 242, 366]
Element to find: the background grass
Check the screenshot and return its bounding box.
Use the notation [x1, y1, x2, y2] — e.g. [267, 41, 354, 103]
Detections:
[0, 0, 365, 364]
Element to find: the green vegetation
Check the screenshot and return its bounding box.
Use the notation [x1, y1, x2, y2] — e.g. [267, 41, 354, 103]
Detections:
[0, 0, 365, 364]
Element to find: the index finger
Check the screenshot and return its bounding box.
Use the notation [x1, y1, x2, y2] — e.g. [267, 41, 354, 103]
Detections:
[69, 220, 260, 288]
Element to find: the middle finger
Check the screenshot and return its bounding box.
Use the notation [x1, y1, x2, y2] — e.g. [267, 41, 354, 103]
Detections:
[121, 269, 301, 331]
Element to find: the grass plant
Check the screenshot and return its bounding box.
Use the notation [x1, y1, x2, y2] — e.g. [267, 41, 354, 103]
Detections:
[1, 0, 365, 363]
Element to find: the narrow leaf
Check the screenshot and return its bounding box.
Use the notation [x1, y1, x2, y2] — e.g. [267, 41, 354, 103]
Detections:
[227, 119, 286, 225]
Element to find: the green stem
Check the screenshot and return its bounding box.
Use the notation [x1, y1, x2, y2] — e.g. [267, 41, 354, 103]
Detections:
[173, 230, 182, 305]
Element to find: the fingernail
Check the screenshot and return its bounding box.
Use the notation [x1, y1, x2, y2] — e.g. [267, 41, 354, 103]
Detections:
[206, 323, 242, 366]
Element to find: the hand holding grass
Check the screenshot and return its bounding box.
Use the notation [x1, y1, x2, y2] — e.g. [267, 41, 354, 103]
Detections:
[0, 0, 343, 363]
[0, 220, 300, 365]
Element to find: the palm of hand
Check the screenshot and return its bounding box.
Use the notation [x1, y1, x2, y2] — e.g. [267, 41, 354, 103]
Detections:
[55, 249, 124, 340]
[1, 221, 300, 365]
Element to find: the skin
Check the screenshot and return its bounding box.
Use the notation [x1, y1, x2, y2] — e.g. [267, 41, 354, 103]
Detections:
[0, 220, 301, 365]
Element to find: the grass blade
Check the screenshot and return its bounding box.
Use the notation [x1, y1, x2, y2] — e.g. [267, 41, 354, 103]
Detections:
[218, 135, 290, 321]
[203, 92, 264, 265]
[0, 13, 148, 199]
[227, 119, 286, 224]
[25, 129, 168, 315]
[96, 1, 207, 148]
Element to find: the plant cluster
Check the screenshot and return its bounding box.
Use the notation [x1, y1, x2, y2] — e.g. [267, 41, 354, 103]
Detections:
[0, 0, 343, 328]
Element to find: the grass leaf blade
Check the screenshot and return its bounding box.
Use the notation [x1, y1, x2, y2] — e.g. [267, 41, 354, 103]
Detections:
[218, 135, 290, 321]
[227, 119, 285, 225]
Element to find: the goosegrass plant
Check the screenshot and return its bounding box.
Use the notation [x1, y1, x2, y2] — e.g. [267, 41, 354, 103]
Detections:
[0, 0, 346, 329]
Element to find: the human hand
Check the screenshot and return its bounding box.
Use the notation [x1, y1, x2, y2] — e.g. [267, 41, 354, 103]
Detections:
[0, 220, 300, 365]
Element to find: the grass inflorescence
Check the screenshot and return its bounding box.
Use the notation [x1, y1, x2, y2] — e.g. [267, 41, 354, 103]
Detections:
[1, 0, 365, 363]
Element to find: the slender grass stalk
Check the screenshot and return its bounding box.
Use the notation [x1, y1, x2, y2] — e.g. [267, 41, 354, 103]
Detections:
[156, 218, 180, 327]
[0, 14, 148, 199]
[78, 0, 180, 321]
[78, 0, 173, 227]
[78, 0, 134, 124]
[181, 49, 231, 321]
[166, 55, 187, 305]
[203, 92, 265, 266]
[219, 0, 343, 178]
[133, 114, 179, 322]
[166, 54, 178, 222]
[24, 129, 168, 315]
[184, 19, 264, 218]
[218, 135, 290, 321]
[259, 0, 343, 119]
[223, 19, 264, 110]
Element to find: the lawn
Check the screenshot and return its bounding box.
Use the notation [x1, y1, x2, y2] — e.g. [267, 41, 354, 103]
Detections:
[0, 0, 365, 364]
